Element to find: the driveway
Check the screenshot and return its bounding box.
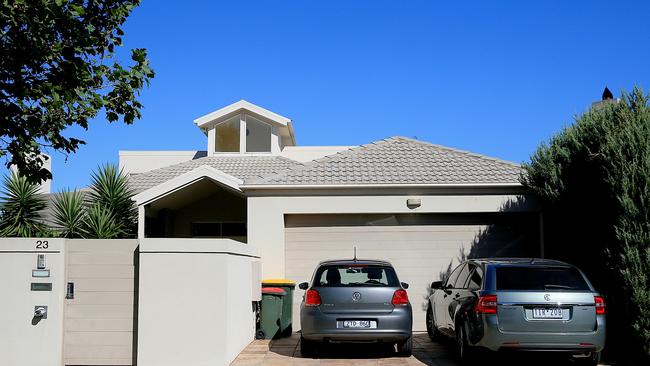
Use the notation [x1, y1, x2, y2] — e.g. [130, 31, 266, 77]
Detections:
[231, 332, 603, 365]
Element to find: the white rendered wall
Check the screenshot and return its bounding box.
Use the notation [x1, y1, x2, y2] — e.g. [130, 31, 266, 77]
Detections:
[137, 239, 260, 366]
[0, 238, 66, 366]
[248, 193, 537, 278]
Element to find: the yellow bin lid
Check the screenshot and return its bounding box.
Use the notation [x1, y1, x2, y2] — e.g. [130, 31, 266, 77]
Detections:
[262, 278, 296, 287]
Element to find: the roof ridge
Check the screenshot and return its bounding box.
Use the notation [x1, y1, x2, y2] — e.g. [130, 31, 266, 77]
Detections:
[388, 136, 522, 168]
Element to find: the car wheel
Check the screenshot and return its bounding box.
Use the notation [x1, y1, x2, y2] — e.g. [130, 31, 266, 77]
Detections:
[396, 336, 413, 357]
[455, 322, 474, 363]
[426, 306, 442, 340]
[300, 335, 317, 358]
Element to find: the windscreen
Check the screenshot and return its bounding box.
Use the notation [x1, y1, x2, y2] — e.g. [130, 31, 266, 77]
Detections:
[314, 265, 400, 287]
[496, 266, 590, 291]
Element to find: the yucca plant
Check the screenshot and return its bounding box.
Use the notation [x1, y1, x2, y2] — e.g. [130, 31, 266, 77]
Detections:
[88, 163, 137, 237]
[0, 173, 48, 237]
[51, 189, 86, 238]
[83, 204, 123, 239]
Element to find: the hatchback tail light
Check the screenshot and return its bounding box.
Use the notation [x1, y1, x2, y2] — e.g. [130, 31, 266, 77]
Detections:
[305, 289, 321, 306]
[594, 296, 606, 315]
[475, 295, 498, 314]
[392, 289, 409, 306]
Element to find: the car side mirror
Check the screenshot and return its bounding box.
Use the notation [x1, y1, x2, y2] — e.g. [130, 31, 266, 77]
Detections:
[401, 282, 409, 289]
[431, 281, 443, 290]
[298, 282, 309, 290]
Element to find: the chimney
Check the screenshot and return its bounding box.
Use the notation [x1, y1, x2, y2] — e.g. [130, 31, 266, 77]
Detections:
[591, 86, 618, 109]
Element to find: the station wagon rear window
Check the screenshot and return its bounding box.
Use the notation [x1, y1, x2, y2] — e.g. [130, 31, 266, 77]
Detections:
[315, 265, 400, 287]
[496, 266, 590, 291]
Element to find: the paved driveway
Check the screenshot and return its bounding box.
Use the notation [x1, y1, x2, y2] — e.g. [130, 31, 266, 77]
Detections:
[231, 332, 601, 366]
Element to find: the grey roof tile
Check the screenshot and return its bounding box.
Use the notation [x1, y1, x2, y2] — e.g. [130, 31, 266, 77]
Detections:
[245, 136, 523, 186]
[127, 155, 301, 193]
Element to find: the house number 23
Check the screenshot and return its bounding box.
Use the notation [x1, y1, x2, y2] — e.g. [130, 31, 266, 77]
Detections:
[36, 240, 49, 249]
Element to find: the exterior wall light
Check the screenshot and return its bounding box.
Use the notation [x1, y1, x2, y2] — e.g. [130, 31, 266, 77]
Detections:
[406, 198, 421, 209]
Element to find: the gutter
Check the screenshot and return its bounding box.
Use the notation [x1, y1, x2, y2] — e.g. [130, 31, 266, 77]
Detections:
[240, 182, 523, 190]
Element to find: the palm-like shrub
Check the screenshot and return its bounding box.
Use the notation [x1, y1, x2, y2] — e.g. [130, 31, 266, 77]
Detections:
[0, 173, 47, 237]
[51, 189, 86, 238]
[87, 164, 137, 237]
[83, 204, 124, 239]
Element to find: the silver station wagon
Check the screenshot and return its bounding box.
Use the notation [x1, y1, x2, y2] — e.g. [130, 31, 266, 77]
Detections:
[299, 259, 413, 357]
[427, 258, 606, 365]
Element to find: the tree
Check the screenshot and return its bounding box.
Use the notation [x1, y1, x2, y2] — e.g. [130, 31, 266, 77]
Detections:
[0, 173, 48, 237]
[0, 0, 154, 183]
[522, 87, 650, 362]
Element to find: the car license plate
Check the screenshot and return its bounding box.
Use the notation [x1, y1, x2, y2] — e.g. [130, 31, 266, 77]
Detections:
[342, 320, 373, 328]
[532, 308, 563, 319]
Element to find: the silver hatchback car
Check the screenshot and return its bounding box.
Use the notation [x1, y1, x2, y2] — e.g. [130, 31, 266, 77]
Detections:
[427, 258, 606, 365]
[299, 259, 413, 357]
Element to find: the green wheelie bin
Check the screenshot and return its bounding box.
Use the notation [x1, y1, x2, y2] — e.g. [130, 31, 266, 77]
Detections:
[258, 287, 287, 339]
[262, 279, 296, 336]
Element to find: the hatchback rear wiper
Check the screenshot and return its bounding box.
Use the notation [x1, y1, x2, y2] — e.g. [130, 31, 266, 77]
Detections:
[544, 284, 574, 290]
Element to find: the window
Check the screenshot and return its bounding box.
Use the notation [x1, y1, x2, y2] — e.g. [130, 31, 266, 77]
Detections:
[215, 115, 240, 152]
[466, 264, 483, 290]
[245, 115, 272, 152]
[496, 266, 590, 291]
[191, 222, 246, 238]
[314, 265, 400, 287]
[453, 264, 472, 289]
[445, 263, 463, 288]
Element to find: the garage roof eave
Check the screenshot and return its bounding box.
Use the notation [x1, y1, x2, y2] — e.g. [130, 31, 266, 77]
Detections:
[240, 182, 524, 190]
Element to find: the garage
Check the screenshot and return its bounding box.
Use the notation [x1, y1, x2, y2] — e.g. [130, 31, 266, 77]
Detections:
[284, 213, 540, 331]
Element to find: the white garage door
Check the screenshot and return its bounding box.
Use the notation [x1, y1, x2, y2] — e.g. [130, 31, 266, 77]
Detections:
[284, 213, 538, 332]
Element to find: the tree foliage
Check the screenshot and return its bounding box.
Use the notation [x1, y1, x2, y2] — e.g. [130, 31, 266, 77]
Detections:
[0, 0, 154, 183]
[522, 87, 650, 361]
[0, 173, 48, 237]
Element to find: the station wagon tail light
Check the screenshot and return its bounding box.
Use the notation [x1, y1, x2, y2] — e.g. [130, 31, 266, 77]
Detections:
[305, 289, 321, 306]
[392, 289, 409, 306]
[475, 295, 498, 314]
[594, 296, 606, 315]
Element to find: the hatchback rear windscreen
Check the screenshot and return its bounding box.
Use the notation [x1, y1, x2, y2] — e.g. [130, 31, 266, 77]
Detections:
[314, 265, 400, 287]
[496, 266, 590, 291]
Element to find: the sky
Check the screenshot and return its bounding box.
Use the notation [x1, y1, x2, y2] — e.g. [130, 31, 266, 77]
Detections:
[8, 1, 650, 191]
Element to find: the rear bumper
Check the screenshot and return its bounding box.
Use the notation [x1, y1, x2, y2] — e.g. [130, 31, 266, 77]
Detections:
[474, 314, 606, 352]
[300, 305, 412, 342]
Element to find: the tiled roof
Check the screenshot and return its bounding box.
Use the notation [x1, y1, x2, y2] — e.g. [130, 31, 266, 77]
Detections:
[127, 155, 300, 193]
[245, 136, 523, 186]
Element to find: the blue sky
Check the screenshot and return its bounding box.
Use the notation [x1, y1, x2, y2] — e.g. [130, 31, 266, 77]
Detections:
[13, 1, 650, 191]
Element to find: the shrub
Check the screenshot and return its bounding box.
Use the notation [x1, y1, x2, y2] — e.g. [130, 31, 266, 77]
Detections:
[0, 173, 48, 237]
[522, 87, 650, 361]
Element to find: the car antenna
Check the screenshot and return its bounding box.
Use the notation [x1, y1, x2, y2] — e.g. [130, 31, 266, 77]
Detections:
[353, 246, 357, 262]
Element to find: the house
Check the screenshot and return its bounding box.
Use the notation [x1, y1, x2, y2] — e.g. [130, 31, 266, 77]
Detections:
[121, 100, 540, 330]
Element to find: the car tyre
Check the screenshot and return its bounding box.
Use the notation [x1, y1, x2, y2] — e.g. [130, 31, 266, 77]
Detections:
[397, 336, 413, 357]
[455, 322, 474, 364]
[300, 335, 317, 358]
[426, 306, 442, 340]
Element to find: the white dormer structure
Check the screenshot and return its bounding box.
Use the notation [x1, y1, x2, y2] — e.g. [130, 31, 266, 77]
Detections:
[194, 100, 296, 156]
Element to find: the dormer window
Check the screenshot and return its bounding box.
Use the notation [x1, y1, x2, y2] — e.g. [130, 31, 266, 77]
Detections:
[195, 100, 296, 157]
[245, 115, 271, 152]
[215, 115, 241, 152]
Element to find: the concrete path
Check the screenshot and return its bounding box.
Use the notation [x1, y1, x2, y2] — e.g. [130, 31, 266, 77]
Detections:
[231, 332, 598, 365]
